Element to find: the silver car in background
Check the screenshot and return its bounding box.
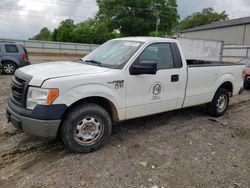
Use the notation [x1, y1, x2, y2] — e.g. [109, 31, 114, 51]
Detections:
[0, 42, 30, 74]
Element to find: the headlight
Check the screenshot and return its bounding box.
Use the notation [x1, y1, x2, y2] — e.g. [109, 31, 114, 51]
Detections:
[26, 87, 59, 110]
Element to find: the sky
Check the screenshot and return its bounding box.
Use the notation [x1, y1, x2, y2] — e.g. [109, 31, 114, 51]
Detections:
[0, 0, 250, 40]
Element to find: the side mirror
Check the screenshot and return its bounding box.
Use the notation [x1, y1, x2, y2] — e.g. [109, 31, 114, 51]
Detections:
[130, 61, 157, 75]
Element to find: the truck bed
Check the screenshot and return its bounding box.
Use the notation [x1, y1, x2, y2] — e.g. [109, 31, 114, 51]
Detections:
[183, 63, 244, 108]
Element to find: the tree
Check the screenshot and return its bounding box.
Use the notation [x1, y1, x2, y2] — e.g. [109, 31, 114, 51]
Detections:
[177, 8, 228, 31]
[31, 27, 52, 41]
[96, 0, 179, 36]
[33, 18, 118, 44]
[56, 19, 76, 42]
[73, 18, 119, 44]
[52, 28, 58, 41]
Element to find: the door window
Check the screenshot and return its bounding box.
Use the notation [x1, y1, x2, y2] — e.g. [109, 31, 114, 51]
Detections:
[5, 44, 18, 53]
[139, 43, 174, 69]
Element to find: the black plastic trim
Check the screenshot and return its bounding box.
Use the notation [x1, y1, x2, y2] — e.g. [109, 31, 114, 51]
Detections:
[188, 63, 245, 67]
[11, 69, 33, 107]
[171, 43, 183, 68]
[8, 98, 67, 120]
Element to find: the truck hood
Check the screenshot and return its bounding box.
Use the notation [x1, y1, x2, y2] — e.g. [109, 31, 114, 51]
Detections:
[19, 61, 109, 86]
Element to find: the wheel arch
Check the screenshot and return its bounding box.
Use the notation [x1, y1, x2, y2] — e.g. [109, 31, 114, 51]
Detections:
[218, 81, 233, 96]
[1, 59, 18, 68]
[62, 96, 119, 123]
[215, 73, 236, 97]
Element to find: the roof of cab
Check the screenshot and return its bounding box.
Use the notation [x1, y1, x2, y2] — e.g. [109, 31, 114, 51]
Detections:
[113, 37, 176, 43]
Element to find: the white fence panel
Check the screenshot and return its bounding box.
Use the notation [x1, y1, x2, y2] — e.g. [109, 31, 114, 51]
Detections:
[0, 38, 100, 54]
[223, 45, 250, 62]
[2, 38, 250, 62]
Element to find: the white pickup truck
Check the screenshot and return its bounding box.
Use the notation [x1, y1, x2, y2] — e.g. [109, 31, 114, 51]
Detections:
[6, 37, 244, 153]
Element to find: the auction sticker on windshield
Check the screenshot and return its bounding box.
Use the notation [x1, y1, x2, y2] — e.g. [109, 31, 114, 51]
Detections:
[124, 42, 140, 47]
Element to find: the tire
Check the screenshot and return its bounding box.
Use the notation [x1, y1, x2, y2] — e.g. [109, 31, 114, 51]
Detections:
[60, 103, 112, 153]
[244, 82, 250, 90]
[207, 88, 229, 117]
[2, 62, 16, 75]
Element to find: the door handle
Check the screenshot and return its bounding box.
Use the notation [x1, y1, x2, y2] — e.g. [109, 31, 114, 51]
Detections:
[171, 74, 179, 82]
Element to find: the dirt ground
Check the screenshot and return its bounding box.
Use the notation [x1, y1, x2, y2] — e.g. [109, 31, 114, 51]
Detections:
[0, 55, 250, 188]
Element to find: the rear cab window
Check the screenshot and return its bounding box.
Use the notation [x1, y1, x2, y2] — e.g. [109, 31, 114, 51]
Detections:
[4, 44, 19, 53]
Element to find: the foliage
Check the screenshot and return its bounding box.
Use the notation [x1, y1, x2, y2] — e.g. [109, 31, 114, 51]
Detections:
[31, 3, 229, 44]
[177, 8, 228, 31]
[31, 27, 52, 41]
[56, 19, 76, 42]
[148, 31, 166, 37]
[52, 28, 58, 41]
[73, 18, 119, 44]
[32, 0, 179, 43]
[32, 18, 118, 44]
[96, 0, 179, 36]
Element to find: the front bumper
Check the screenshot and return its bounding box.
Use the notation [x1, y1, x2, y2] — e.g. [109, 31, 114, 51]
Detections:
[6, 99, 67, 138]
[6, 106, 60, 137]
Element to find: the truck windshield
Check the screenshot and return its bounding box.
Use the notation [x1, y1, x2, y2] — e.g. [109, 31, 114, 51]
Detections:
[82, 40, 143, 69]
[240, 59, 250, 67]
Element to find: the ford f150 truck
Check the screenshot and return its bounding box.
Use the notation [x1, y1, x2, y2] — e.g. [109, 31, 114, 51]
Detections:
[6, 37, 244, 153]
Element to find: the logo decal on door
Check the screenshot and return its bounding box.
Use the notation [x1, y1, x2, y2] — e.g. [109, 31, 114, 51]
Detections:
[153, 84, 161, 95]
[150, 82, 163, 100]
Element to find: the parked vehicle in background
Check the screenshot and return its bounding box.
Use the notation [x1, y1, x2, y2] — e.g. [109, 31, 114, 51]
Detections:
[0, 42, 30, 74]
[6, 37, 245, 153]
[240, 58, 250, 89]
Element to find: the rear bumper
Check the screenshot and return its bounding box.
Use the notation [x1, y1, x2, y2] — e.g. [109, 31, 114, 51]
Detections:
[19, 61, 31, 68]
[244, 80, 250, 87]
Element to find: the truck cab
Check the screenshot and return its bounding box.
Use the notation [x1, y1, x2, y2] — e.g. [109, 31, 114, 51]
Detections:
[6, 37, 244, 153]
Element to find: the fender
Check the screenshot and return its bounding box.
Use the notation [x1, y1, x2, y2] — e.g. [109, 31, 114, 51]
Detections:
[54, 83, 126, 120]
[214, 72, 236, 95]
[1, 56, 19, 66]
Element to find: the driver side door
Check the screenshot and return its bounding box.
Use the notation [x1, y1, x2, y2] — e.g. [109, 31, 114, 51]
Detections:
[125, 42, 182, 119]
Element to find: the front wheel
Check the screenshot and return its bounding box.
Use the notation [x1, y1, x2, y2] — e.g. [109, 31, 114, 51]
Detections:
[60, 103, 112, 153]
[207, 88, 229, 117]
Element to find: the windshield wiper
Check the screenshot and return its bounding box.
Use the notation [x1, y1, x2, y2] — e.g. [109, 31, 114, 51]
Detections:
[85, 59, 103, 67]
[78, 59, 84, 63]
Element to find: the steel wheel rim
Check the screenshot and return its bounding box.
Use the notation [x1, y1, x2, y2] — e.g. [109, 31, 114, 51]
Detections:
[4, 64, 15, 74]
[216, 94, 227, 113]
[74, 116, 104, 145]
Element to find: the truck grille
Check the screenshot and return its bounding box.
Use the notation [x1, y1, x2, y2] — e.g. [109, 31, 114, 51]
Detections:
[10, 76, 27, 106]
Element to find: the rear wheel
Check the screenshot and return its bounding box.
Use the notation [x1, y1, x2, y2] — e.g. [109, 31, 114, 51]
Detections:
[207, 88, 229, 117]
[60, 103, 112, 153]
[2, 62, 16, 75]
